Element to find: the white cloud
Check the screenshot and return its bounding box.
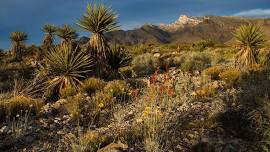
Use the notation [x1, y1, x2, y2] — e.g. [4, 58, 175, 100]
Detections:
[234, 8, 270, 17]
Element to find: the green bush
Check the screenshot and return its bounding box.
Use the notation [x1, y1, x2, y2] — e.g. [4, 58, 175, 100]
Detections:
[132, 53, 160, 76]
[80, 78, 106, 95]
[103, 80, 130, 101]
[180, 52, 211, 72]
[0, 96, 43, 120]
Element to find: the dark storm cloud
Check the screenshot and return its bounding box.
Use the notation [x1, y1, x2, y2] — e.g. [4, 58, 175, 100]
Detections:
[0, 0, 269, 49]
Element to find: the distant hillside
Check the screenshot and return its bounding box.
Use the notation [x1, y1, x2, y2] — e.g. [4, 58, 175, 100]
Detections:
[102, 16, 270, 45]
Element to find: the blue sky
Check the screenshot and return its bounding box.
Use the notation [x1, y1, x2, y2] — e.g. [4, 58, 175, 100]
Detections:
[0, 0, 270, 49]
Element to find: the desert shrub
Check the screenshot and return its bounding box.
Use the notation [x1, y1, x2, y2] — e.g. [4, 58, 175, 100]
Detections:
[103, 80, 131, 101]
[180, 52, 211, 72]
[80, 78, 106, 95]
[132, 53, 160, 76]
[59, 87, 77, 98]
[163, 56, 183, 68]
[119, 66, 133, 78]
[93, 92, 116, 110]
[219, 68, 241, 86]
[248, 97, 270, 151]
[0, 96, 43, 120]
[202, 65, 225, 80]
[194, 85, 217, 99]
[193, 39, 216, 51]
[65, 94, 89, 120]
[80, 130, 113, 152]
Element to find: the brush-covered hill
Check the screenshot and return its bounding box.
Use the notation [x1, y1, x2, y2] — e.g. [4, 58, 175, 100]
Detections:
[102, 16, 270, 45]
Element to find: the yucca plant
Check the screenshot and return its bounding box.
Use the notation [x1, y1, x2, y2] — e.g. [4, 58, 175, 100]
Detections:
[42, 24, 57, 47]
[56, 25, 78, 44]
[77, 3, 119, 59]
[234, 24, 267, 70]
[45, 43, 92, 94]
[10, 31, 28, 61]
[107, 45, 131, 78]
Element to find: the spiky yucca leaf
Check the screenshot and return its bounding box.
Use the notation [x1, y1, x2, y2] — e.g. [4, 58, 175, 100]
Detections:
[10, 32, 28, 43]
[107, 45, 131, 70]
[234, 24, 267, 69]
[42, 24, 57, 48]
[56, 25, 78, 44]
[45, 43, 92, 91]
[42, 24, 57, 34]
[77, 3, 119, 58]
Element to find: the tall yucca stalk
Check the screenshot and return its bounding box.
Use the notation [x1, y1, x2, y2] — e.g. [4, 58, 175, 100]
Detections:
[77, 3, 119, 59]
[45, 43, 92, 93]
[42, 24, 57, 47]
[56, 25, 78, 44]
[234, 24, 267, 70]
[10, 31, 28, 61]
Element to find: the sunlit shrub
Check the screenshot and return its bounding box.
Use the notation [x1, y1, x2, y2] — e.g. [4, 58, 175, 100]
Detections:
[80, 130, 113, 152]
[103, 80, 131, 101]
[0, 96, 43, 120]
[119, 66, 133, 78]
[93, 92, 116, 110]
[202, 65, 225, 80]
[59, 87, 77, 98]
[219, 68, 241, 86]
[180, 52, 211, 71]
[80, 77, 106, 95]
[132, 53, 160, 76]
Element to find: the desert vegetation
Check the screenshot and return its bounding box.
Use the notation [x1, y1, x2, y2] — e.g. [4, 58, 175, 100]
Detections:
[1, 2, 270, 152]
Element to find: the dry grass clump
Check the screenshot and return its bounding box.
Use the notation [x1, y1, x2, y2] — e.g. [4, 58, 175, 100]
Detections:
[93, 92, 116, 110]
[202, 65, 225, 80]
[60, 87, 77, 98]
[219, 68, 242, 86]
[132, 53, 160, 76]
[119, 66, 133, 78]
[79, 130, 113, 152]
[0, 95, 43, 120]
[80, 77, 106, 95]
[65, 94, 90, 120]
[103, 80, 131, 102]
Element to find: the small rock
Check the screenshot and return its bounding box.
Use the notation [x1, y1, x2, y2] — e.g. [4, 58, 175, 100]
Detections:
[97, 142, 128, 152]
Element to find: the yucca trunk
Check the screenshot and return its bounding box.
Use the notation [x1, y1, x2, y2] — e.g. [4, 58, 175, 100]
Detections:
[89, 33, 108, 59]
[12, 42, 22, 61]
[235, 46, 257, 70]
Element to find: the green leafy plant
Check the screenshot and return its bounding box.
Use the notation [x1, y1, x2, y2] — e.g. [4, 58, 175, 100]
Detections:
[45, 43, 92, 94]
[234, 24, 267, 70]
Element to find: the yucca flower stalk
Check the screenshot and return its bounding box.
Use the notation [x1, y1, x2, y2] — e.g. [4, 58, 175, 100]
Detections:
[234, 24, 267, 70]
[10, 31, 28, 61]
[56, 25, 78, 45]
[77, 3, 119, 59]
[45, 43, 92, 93]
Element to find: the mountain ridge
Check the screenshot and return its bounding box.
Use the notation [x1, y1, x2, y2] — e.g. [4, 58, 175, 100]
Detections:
[94, 15, 270, 45]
